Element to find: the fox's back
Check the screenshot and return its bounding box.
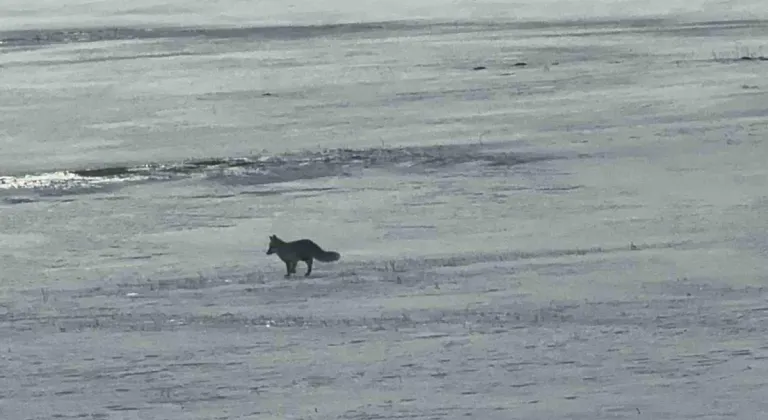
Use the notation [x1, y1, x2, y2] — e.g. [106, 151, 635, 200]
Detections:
[267, 235, 341, 270]
[276, 239, 322, 260]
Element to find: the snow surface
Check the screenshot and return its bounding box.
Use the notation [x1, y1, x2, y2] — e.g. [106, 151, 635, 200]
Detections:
[2, 0, 768, 30]
[1, 3, 768, 420]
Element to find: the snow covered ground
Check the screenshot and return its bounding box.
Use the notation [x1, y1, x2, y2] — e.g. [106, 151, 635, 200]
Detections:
[1, 2, 768, 419]
[2, 0, 768, 29]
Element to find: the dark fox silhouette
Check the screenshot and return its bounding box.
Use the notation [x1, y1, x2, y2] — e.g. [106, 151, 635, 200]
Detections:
[266, 234, 340, 277]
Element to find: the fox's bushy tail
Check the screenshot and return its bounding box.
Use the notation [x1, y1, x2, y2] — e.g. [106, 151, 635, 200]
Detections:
[315, 250, 341, 262]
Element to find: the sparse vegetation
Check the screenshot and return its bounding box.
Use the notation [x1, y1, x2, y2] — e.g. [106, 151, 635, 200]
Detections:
[711, 46, 767, 62]
[384, 260, 399, 272]
[339, 269, 361, 283]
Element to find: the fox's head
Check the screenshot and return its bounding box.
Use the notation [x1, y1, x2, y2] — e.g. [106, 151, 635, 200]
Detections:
[266, 234, 283, 255]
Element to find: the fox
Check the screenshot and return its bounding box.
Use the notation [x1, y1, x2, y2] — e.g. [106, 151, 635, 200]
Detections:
[266, 234, 341, 277]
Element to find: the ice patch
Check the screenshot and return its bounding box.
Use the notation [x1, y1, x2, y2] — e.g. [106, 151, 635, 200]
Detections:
[0, 170, 151, 192]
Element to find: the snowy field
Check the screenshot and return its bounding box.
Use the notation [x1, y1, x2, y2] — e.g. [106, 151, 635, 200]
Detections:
[2, 1, 768, 419]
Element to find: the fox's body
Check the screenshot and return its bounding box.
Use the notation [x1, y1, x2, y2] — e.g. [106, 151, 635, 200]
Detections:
[266, 235, 340, 277]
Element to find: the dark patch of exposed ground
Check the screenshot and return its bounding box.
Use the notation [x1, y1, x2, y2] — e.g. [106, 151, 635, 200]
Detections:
[1, 143, 559, 196]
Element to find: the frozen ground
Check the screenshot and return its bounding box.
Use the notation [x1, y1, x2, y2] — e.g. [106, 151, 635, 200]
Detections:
[2, 3, 768, 420]
[3, 0, 768, 30]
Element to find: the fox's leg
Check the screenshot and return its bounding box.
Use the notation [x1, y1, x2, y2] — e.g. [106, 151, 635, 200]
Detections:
[290, 261, 298, 274]
[304, 258, 313, 277]
[284, 261, 292, 277]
